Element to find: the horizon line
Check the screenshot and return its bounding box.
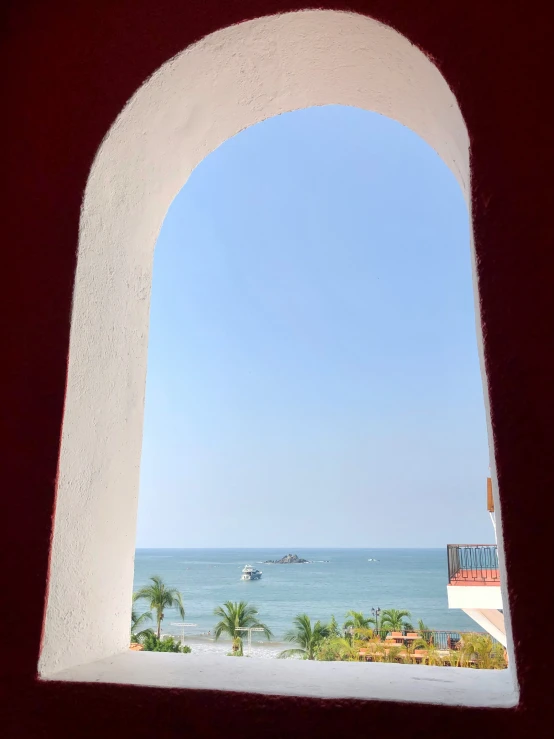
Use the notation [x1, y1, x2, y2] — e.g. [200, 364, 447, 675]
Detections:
[134, 546, 447, 550]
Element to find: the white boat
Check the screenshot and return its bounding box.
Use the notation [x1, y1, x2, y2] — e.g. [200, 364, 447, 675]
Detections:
[241, 564, 262, 581]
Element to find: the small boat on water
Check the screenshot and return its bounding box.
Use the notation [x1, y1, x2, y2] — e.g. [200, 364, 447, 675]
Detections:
[368, 558, 380, 562]
[241, 564, 262, 581]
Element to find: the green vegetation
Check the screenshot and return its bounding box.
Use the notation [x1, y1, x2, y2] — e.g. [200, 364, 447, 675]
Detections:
[141, 633, 191, 653]
[379, 609, 413, 631]
[417, 618, 431, 641]
[459, 633, 506, 669]
[328, 614, 341, 637]
[213, 600, 272, 657]
[279, 611, 507, 669]
[412, 635, 443, 666]
[131, 578, 506, 669]
[314, 636, 357, 661]
[342, 610, 375, 633]
[134, 575, 185, 638]
[279, 614, 330, 659]
[131, 592, 154, 644]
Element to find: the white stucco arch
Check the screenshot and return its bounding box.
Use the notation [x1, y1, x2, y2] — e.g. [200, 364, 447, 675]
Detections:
[40, 10, 478, 689]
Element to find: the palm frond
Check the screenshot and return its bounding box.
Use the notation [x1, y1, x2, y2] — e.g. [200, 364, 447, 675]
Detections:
[379, 608, 412, 631]
[133, 576, 185, 637]
[282, 614, 329, 659]
[343, 610, 375, 631]
[213, 601, 272, 644]
[278, 648, 307, 659]
[132, 610, 152, 630]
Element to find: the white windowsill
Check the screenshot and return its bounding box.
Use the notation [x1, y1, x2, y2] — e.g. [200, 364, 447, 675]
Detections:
[42, 651, 518, 708]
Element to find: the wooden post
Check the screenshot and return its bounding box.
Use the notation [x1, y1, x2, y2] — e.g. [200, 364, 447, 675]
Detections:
[487, 477, 494, 512]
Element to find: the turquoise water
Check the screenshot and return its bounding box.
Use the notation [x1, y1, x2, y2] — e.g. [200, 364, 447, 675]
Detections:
[133, 548, 476, 640]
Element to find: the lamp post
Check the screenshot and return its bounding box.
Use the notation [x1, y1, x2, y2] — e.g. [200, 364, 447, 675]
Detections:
[372, 607, 381, 633]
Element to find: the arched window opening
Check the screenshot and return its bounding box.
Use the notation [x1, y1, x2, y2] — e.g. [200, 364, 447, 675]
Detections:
[133, 105, 501, 664]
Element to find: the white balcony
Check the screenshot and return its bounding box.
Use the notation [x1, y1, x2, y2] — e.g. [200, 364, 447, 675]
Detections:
[447, 584, 503, 610]
[446, 544, 505, 646]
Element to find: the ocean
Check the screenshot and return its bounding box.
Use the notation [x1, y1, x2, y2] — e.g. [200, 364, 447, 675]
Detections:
[133, 548, 477, 649]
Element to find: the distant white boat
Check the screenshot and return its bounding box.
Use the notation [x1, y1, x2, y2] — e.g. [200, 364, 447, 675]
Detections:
[241, 564, 262, 581]
[368, 558, 380, 562]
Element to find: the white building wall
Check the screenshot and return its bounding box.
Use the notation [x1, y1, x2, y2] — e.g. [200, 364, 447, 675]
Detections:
[462, 609, 507, 647]
[447, 585, 503, 610]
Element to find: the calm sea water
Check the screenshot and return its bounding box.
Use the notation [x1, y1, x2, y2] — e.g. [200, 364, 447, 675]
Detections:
[133, 548, 476, 641]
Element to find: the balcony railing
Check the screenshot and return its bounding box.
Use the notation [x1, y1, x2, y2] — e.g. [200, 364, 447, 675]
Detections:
[370, 630, 463, 650]
[352, 629, 498, 650]
[447, 544, 500, 586]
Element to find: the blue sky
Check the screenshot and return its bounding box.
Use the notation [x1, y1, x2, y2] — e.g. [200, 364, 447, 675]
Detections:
[136, 105, 491, 548]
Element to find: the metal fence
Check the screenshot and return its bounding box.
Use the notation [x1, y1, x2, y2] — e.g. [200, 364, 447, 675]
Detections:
[359, 629, 467, 650]
[447, 544, 500, 585]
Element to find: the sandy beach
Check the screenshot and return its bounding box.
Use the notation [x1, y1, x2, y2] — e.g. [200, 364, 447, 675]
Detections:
[171, 634, 286, 659]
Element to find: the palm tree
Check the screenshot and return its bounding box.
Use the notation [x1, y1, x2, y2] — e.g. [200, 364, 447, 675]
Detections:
[328, 614, 341, 638]
[460, 633, 506, 669]
[446, 649, 463, 667]
[279, 614, 330, 660]
[130, 592, 154, 643]
[383, 645, 407, 664]
[134, 575, 185, 638]
[343, 610, 376, 634]
[362, 637, 386, 662]
[379, 608, 412, 632]
[213, 601, 272, 656]
[417, 618, 432, 642]
[351, 627, 375, 649]
[229, 635, 244, 657]
[413, 635, 443, 666]
[315, 636, 357, 661]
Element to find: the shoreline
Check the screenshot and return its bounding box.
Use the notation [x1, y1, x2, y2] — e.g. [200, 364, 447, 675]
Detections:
[134, 549, 482, 636]
[164, 633, 288, 659]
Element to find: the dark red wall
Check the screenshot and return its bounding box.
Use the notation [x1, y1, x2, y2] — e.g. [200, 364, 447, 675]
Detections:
[2, 1, 553, 736]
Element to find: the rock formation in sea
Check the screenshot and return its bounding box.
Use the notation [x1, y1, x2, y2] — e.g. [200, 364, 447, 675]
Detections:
[264, 553, 310, 564]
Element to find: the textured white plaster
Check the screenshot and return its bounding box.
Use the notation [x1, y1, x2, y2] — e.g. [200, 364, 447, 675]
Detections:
[41, 9, 486, 696]
[45, 651, 517, 707]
